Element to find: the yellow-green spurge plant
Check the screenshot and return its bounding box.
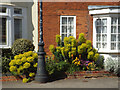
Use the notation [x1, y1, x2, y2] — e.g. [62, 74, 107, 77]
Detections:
[9, 51, 38, 83]
[49, 33, 100, 71]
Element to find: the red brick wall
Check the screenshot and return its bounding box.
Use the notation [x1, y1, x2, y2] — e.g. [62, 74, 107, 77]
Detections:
[38, 2, 119, 55]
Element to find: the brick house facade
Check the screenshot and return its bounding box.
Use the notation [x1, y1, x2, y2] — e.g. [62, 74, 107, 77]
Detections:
[38, 2, 119, 60]
[0, 1, 119, 60]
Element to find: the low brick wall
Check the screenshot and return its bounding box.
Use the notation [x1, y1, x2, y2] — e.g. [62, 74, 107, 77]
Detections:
[65, 71, 116, 79]
[1, 71, 116, 81]
[0, 75, 25, 81]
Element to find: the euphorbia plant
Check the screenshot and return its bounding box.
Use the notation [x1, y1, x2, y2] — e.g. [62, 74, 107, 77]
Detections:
[9, 51, 38, 83]
[49, 33, 100, 71]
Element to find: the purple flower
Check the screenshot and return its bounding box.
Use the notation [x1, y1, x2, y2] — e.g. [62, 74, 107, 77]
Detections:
[85, 61, 90, 63]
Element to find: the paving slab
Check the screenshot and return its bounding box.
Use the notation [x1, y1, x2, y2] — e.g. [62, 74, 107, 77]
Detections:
[2, 77, 119, 88]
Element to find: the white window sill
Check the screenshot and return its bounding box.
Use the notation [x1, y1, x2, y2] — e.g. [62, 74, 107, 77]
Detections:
[0, 45, 11, 49]
[98, 50, 120, 53]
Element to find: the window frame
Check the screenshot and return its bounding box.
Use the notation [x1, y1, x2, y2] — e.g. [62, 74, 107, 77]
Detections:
[93, 15, 120, 53]
[0, 5, 27, 48]
[0, 6, 9, 48]
[60, 16, 76, 41]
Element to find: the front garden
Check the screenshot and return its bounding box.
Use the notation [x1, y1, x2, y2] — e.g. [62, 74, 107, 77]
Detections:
[1, 33, 120, 83]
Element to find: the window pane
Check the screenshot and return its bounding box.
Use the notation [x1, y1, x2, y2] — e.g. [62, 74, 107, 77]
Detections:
[102, 34, 107, 41]
[68, 34, 73, 37]
[111, 34, 116, 41]
[118, 26, 120, 33]
[62, 26, 67, 33]
[68, 17, 74, 25]
[0, 7, 6, 13]
[102, 19, 107, 26]
[62, 34, 67, 41]
[96, 26, 101, 33]
[111, 17, 117, 25]
[118, 34, 120, 41]
[111, 43, 116, 50]
[102, 26, 107, 33]
[0, 18, 7, 45]
[62, 17, 67, 25]
[118, 43, 120, 50]
[96, 19, 101, 25]
[68, 26, 74, 33]
[14, 19, 22, 40]
[102, 43, 107, 48]
[96, 43, 101, 48]
[14, 8, 22, 14]
[118, 17, 120, 24]
[111, 26, 117, 33]
[96, 34, 101, 41]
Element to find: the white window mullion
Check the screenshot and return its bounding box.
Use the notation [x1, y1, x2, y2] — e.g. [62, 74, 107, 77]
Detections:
[107, 17, 111, 52]
[67, 17, 69, 37]
[60, 16, 62, 39]
[74, 16, 76, 38]
[93, 17, 97, 49]
[101, 19, 102, 50]
[7, 6, 12, 48]
[116, 17, 118, 51]
[10, 7, 14, 46]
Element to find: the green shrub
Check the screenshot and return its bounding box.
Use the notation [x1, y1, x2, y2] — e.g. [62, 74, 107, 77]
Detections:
[2, 57, 12, 74]
[2, 49, 13, 57]
[9, 51, 38, 83]
[1, 49, 14, 74]
[95, 55, 104, 69]
[49, 33, 101, 71]
[66, 63, 81, 74]
[56, 35, 61, 46]
[11, 39, 35, 55]
[46, 56, 69, 76]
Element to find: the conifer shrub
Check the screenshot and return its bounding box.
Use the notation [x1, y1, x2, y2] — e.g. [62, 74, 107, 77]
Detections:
[11, 39, 35, 55]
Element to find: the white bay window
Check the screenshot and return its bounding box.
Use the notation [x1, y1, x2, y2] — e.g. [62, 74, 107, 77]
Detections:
[0, 5, 27, 48]
[93, 16, 120, 53]
[89, 6, 120, 53]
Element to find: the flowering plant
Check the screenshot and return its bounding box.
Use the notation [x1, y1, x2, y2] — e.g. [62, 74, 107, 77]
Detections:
[72, 57, 81, 66]
[49, 33, 100, 71]
[9, 51, 38, 83]
[72, 57, 97, 71]
[87, 62, 96, 71]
